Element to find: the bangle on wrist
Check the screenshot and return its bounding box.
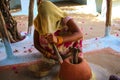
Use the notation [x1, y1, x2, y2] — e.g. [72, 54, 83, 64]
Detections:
[56, 36, 63, 45]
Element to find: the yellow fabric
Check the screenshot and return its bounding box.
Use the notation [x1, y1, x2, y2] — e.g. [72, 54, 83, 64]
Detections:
[34, 0, 67, 35]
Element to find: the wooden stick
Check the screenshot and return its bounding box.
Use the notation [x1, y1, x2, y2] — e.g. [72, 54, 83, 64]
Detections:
[106, 0, 112, 27]
[72, 48, 79, 64]
[52, 44, 63, 64]
[28, 0, 34, 35]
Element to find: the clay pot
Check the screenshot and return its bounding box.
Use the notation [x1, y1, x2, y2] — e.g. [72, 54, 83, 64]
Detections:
[59, 57, 92, 80]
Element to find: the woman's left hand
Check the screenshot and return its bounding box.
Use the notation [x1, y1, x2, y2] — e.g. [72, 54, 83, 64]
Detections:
[45, 33, 58, 44]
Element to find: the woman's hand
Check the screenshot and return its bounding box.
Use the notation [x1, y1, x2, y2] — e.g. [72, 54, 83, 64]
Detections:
[45, 33, 58, 44]
[44, 51, 58, 61]
[50, 55, 58, 61]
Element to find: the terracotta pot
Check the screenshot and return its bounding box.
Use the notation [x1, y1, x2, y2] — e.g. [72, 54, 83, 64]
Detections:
[59, 57, 92, 80]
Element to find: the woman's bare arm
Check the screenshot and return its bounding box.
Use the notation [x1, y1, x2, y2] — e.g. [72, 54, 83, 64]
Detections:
[62, 18, 83, 43]
[46, 18, 83, 44]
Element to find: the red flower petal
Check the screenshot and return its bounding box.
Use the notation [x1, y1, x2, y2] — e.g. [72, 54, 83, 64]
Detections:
[12, 66, 17, 70]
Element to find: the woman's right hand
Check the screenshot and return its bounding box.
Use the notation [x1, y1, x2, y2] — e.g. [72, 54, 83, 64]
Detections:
[45, 33, 58, 44]
[50, 55, 58, 61]
[44, 52, 58, 61]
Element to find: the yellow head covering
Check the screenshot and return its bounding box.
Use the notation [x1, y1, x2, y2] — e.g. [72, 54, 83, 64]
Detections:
[34, 0, 67, 35]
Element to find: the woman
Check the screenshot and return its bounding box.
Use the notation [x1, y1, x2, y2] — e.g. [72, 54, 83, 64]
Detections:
[29, 0, 83, 77]
[34, 0, 83, 61]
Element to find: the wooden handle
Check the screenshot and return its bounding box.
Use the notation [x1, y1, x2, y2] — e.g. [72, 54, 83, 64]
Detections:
[52, 44, 63, 64]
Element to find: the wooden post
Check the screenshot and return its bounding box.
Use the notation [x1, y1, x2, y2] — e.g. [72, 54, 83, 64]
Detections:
[105, 0, 112, 36]
[106, 0, 112, 27]
[27, 0, 34, 35]
[0, 11, 13, 58]
[0, 0, 24, 43]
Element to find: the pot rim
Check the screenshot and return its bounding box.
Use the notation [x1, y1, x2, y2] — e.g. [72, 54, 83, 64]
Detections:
[62, 56, 85, 65]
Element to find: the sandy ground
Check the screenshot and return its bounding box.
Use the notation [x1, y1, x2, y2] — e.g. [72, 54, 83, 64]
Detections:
[84, 48, 120, 77]
[0, 1, 120, 80]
